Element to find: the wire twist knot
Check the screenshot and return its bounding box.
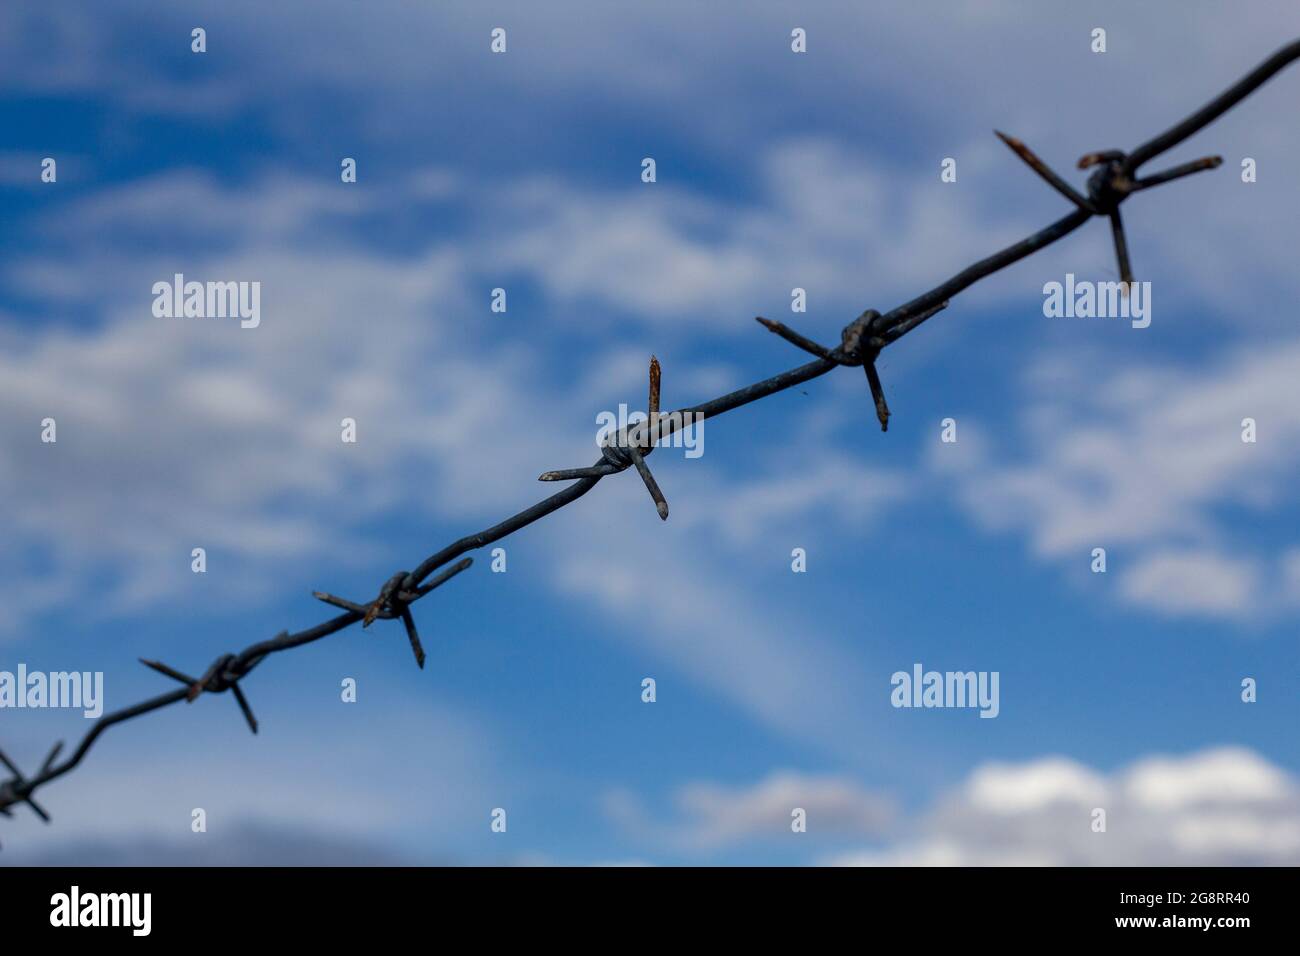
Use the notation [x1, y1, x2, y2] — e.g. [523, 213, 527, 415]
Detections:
[539, 356, 671, 520]
[754, 306, 922, 432]
[996, 131, 1221, 288]
[599, 436, 636, 471]
[194, 653, 243, 695]
[140, 652, 261, 734]
[312, 557, 473, 670]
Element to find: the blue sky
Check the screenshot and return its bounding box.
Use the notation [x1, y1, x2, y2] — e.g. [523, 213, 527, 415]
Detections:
[1, 0, 1299, 865]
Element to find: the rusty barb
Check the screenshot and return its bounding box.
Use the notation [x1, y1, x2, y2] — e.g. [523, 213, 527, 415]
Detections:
[313, 558, 473, 669]
[1000, 131, 1221, 289]
[756, 301, 948, 431]
[752, 40, 1258, 427]
[5, 38, 1300, 843]
[539, 355, 670, 519]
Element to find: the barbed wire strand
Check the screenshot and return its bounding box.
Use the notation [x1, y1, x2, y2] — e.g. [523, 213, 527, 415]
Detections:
[4, 38, 1300, 844]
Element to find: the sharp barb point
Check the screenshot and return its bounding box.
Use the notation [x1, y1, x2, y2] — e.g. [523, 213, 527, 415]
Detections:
[400, 609, 427, 670]
[1108, 209, 1134, 287]
[1132, 154, 1226, 190]
[140, 658, 196, 686]
[313, 591, 370, 615]
[626, 443, 670, 521]
[41, 742, 64, 774]
[539, 467, 605, 481]
[27, 798, 50, 823]
[755, 316, 838, 361]
[649, 355, 661, 416]
[230, 684, 259, 735]
[863, 360, 891, 432]
[996, 129, 1093, 210]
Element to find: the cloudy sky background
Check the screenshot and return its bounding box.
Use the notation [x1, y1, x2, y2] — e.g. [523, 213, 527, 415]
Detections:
[1, 0, 1298, 865]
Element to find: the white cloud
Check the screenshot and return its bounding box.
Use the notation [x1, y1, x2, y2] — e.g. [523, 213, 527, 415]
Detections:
[604, 770, 896, 850]
[13, 1, 1300, 330]
[826, 747, 1300, 866]
[553, 524, 880, 751]
[0, 244, 474, 623]
[1123, 748, 1292, 810]
[0, 166, 579, 630]
[490, 139, 1028, 326]
[4, 821, 418, 866]
[1281, 548, 1300, 605]
[931, 342, 1300, 620]
[603, 747, 1300, 864]
[682, 455, 906, 547]
[966, 757, 1109, 815]
[33, 170, 369, 248]
[0, 688, 501, 855]
[1120, 549, 1262, 616]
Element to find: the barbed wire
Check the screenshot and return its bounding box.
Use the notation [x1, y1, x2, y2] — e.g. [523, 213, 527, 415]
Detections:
[4, 38, 1299, 845]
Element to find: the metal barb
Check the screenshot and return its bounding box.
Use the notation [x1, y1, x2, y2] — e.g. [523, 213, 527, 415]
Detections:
[626, 441, 669, 520]
[312, 591, 373, 615]
[756, 309, 898, 430]
[400, 608, 427, 669]
[1132, 155, 1223, 191]
[1077, 149, 1125, 170]
[364, 573, 407, 628]
[142, 655, 258, 733]
[1108, 209, 1134, 288]
[139, 658, 197, 685]
[882, 300, 948, 343]
[0, 749, 50, 824]
[863, 358, 891, 432]
[995, 130, 1094, 211]
[8, 37, 1300, 847]
[408, 556, 473, 597]
[648, 355, 661, 417]
[755, 316, 838, 361]
[41, 742, 64, 775]
[229, 684, 259, 734]
[303, 559, 470, 676]
[538, 466, 607, 481]
[539, 356, 673, 520]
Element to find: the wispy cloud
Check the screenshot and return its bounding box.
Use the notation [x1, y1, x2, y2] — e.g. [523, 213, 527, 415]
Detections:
[604, 770, 896, 851]
[930, 342, 1300, 620]
[825, 747, 1300, 865]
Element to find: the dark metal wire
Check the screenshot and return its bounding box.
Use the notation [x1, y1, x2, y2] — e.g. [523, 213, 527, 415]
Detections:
[5, 38, 1300, 844]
